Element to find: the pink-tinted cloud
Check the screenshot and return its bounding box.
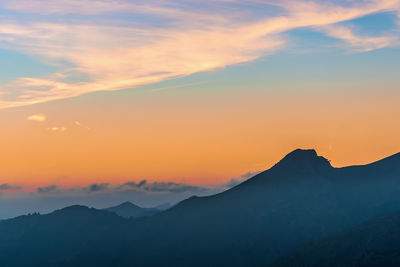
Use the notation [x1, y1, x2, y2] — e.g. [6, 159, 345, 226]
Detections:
[0, 0, 399, 108]
[320, 25, 399, 52]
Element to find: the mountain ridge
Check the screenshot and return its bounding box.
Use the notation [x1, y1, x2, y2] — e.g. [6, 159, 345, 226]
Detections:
[103, 201, 160, 218]
[1, 148, 400, 266]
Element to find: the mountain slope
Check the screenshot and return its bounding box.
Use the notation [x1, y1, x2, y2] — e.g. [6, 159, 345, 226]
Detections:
[1, 149, 400, 266]
[0, 205, 128, 267]
[69, 149, 400, 266]
[104, 201, 160, 218]
[152, 203, 172, 210]
[271, 211, 400, 267]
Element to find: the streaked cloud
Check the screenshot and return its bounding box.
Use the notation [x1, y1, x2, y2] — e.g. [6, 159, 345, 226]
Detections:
[0, 183, 22, 190]
[320, 25, 399, 52]
[0, 0, 399, 108]
[37, 185, 59, 193]
[117, 180, 209, 193]
[27, 114, 46, 122]
[35, 180, 211, 195]
[2, 0, 138, 15]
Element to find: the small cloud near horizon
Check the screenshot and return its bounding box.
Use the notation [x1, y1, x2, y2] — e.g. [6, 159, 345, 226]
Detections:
[1, 173, 260, 219]
[220, 171, 261, 189]
[0, 183, 22, 191]
[37, 185, 59, 194]
[27, 171, 263, 197]
[34, 180, 211, 195]
[84, 183, 110, 193]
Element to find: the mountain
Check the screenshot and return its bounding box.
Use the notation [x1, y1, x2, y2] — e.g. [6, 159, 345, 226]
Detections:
[103, 201, 160, 218]
[152, 203, 172, 210]
[272, 211, 400, 266]
[0, 205, 128, 267]
[1, 149, 400, 266]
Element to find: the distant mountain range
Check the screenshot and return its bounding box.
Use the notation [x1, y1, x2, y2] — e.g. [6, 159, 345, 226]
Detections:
[1, 149, 400, 266]
[103, 201, 170, 218]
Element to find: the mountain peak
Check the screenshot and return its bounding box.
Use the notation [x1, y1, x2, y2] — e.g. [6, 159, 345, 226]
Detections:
[107, 201, 143, 211]
[58, 205, 90, 212]
[119, 201, 139, 208]
[286, 149, 318, 158]
[274, 149, 332, 170]
[104, 201, 160, 218]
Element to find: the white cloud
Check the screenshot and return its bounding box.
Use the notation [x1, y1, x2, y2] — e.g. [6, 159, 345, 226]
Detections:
[27, 114, 46, 122]
[47, 127, 67, 132]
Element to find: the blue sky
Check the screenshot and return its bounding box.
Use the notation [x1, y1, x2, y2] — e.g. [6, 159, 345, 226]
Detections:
[0, 0, 399, 108]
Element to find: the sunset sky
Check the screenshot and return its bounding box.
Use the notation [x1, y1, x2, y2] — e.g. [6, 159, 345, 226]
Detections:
[0, 0, 400, 206]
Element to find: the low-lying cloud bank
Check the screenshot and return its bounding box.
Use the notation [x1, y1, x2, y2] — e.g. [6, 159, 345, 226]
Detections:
[0, 172, 259, 220]
[35, 180, 214, 196]
[0, 183, 22, 191]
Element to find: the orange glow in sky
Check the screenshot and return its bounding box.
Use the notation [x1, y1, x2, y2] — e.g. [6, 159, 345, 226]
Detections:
[1, 84, 399, 189]
[0, 0, 400, 191]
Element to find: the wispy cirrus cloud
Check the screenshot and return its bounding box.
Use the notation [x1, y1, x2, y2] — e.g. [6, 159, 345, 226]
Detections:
[1, 0, 139, 15]
[0, 0, 225, 22]
[0, 0, 399, 108]
[320, 25, 399, 52]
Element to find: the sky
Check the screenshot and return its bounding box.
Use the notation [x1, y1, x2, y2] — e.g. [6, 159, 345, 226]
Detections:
[0, 0, 400, 218]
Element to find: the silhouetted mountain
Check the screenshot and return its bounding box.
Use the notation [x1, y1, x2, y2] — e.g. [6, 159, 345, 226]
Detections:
[1, 149, 400, 266]
[0, 205, 127, 266]
[153, 203, 172, 210]
[104, 201, 160, 218]
[272, 211, 400, 266]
